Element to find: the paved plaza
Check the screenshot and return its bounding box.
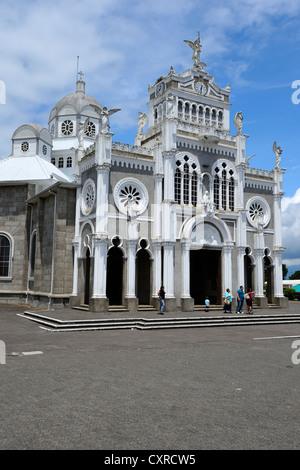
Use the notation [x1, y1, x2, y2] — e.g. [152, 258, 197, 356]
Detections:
[0, 302, 299, 450]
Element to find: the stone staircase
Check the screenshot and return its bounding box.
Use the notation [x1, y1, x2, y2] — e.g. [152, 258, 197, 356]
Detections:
[18, 310, 300, 332]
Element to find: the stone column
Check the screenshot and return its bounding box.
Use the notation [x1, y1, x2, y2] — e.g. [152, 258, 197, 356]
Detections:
[181, 241, 194, 311]
[89, 236, 109, 312]
[163, 241, 177, 312]
[253, 230, 268, 308]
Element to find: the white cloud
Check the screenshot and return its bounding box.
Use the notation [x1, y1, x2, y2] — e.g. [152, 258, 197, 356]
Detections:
[1, 0, 300, 159]
[282, 189, 300, 265]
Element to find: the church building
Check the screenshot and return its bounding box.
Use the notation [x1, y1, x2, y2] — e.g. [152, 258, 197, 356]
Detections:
[0, 38, 288, 312]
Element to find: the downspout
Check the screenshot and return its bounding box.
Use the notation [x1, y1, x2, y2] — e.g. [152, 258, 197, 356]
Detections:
[48, 191, 57, 310]
[26, 203, 34, 305]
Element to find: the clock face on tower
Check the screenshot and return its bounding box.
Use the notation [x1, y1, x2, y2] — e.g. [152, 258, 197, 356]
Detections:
[195, 82, 207, 95]
[155, 82, 165, 97]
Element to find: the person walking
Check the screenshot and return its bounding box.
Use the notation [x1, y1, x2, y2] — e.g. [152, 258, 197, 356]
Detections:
[245, 288, 255, 314]
[224, 288, 232, 313]
[157, 286, 166, 314]
[236, 286, 245, 314]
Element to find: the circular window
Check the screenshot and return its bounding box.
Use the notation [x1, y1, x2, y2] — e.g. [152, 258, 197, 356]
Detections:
[61, 120, 74, 136]
[21, 141, 29, 152]
[246, 197, 271, 228]
[84, 120, 96, 138]
[81, 179, 96, 216]
[42, 145, 47, 155]
[114, 178, 149, 216]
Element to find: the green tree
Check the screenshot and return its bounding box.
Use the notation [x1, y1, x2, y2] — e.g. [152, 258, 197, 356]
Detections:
[289, 270, 300, 280]
[282, 264, 288, 280]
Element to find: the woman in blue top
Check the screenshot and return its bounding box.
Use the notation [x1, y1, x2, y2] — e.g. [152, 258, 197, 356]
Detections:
[224, 288, 232, 313]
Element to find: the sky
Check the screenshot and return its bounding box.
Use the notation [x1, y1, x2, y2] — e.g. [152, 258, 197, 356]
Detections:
[0, 0, 300, 276]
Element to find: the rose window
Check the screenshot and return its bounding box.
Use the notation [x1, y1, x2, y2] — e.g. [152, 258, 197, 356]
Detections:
[246, 197, 271, 228]
[81, 179, 96, 216]
[114, 178, 149, 216]
[119, 185, 141, 208]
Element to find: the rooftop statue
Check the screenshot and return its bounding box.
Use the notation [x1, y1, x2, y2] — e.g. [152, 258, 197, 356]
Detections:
[234, 111, 243, 135]
[184, 33, 207, 70]
[273, 141, 282, 169]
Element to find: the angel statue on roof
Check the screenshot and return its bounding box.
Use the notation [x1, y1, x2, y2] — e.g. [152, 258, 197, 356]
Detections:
[234, 111, 243, 135]
[184, 33, 207, 70]
[273, 141, 282, 169]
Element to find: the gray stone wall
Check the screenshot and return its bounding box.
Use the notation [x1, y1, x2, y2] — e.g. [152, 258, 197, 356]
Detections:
[0, 184, 30, 294]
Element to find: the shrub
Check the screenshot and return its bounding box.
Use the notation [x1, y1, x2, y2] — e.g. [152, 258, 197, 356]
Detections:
[284, 287, 296, 300]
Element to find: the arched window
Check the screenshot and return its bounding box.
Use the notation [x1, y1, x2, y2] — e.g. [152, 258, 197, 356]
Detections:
[191, 172, 197, 206]
[214, 174, 219, 208]
[58, 157, 64, 168]
[222, 169, 227, 210]
[51, 157, 56, 166]
[174, 153, 200, 207]
[67, 157, 72, 168]
[183, 163, 189, 205]
[212, 160, 235, 211]
[0, 234, 12, 278]
[175, 167, 181, 204]
[229, 177, 235, 211]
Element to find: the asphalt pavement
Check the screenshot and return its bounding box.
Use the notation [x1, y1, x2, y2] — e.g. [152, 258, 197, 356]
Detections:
[0, 302, 299, 450]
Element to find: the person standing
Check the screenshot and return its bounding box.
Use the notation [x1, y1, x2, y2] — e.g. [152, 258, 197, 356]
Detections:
[245, 288, 255, 314]
[224, 288, 232, 313]
[157, 286, 165, 315]
[204, 296, 210, 312]
[236, 286, 245, 314]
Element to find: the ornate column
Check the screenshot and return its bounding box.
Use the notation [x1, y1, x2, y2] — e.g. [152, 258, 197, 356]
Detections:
[90, 236, 109, 312]
[253, 230, 267, 307]
[163, 241, 177, 312]
[181, 241, 194, 311]
[222, 244, 233, 294]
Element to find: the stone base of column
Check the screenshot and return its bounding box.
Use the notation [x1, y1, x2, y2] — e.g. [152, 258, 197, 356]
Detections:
[69, 294, 81, 308]
[254, 296, 268, 308]
[125, 297, 138, 313]
[181, 297, 194, 312]
[164, 297, 178, 313]
[274, 296, 289, 308]
[89, 297, 109, 312]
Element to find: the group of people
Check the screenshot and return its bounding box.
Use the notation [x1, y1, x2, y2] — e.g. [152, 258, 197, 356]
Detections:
[223, 286, 255, 314]
[157, 285, 255, 315]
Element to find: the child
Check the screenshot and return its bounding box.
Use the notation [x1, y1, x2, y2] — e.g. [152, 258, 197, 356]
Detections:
[205, 296, 210, 312]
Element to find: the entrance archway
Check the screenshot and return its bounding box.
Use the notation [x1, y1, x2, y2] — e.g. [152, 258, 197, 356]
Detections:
[106, 239, 123, 305]
[244, 247, 254, 292]
[190, 249, 221, 305]
[136, 242, 151, 305]
[84, 248, 91, 305]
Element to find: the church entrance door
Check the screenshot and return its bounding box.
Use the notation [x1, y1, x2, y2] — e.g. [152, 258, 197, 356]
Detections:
[106, 246, 123, 305]
[190, 249, 221, 305]
[136, 247, 151, 305]
[84, 249, 91, 305]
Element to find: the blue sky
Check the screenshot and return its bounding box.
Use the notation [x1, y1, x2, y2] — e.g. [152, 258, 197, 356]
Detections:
[0, 0, 300, 275]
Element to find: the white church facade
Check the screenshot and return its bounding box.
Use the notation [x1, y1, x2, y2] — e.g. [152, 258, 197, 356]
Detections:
[0, 38, 288, 312]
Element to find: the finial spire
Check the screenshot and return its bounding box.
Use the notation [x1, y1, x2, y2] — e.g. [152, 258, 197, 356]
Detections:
[76, 56, 85, 92]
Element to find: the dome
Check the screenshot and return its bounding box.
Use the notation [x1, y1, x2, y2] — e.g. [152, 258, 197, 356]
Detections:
[49, 78, 103, 122]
